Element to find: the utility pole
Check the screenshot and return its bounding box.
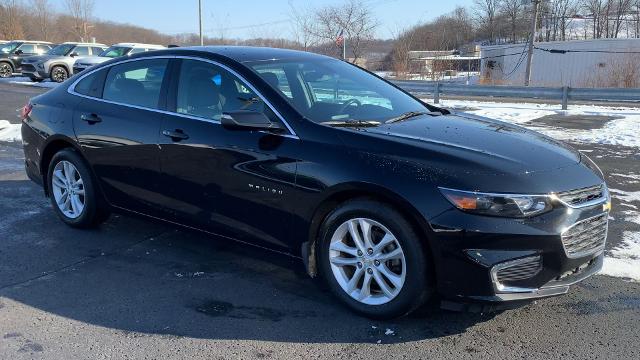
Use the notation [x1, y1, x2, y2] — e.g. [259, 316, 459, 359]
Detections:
[343, 36, 346, 61]
[524, 0, 540, 86]
[198, 0, 204, 46]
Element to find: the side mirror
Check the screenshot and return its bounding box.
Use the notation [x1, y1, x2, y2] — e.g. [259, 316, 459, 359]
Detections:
[14, 49, 23, 55]
[221, 110, 284, 132]
[70, 52, 79, 57]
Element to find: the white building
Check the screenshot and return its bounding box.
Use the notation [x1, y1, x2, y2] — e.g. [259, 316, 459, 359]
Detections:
[480, 38, 640, 87]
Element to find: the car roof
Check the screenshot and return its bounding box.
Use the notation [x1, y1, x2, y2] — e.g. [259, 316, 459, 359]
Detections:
[112, 43, 165, 49]
[171, 46, 330, 63]
[6, 40, 53, 44]
[60, 42, 107, 46]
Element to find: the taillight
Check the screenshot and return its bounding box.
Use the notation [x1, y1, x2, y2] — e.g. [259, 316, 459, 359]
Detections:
[20, 102, 33, 120]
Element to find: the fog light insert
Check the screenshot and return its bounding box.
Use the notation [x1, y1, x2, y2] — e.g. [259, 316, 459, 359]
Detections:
[491, 256, 542, 293]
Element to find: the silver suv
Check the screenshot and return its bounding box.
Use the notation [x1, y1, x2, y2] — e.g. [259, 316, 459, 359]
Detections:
[21, 42, 107, 82]
[73, 43, 165, 74]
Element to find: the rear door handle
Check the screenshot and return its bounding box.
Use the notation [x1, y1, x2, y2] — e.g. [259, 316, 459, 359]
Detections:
[80, 113, 101, 124]
[162, 129, 189, 141]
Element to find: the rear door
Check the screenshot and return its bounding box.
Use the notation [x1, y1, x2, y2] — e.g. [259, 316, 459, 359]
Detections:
[156, 58, 301, 251]
[72, 58, 172, 215]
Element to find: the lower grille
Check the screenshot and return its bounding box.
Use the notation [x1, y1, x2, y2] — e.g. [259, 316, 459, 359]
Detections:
[21, 64, 36, 72]
[561, 213, 608, 258]
[495, 256, 543, 283]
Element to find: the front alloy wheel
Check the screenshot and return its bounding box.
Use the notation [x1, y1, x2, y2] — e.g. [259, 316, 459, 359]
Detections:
[0, 62, 13, 78]
[329, 218, 406, 305]
[319, 199, 431, 319]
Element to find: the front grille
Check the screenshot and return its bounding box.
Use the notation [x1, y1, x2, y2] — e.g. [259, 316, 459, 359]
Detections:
[561, 213, 608, 258]
[21, 64, 36, 72]
[495, 256, 543, 283]
[557, 184, 605, 207]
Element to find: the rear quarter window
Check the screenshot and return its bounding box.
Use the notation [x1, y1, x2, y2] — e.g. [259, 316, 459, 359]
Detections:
[74, 68, 107, 98]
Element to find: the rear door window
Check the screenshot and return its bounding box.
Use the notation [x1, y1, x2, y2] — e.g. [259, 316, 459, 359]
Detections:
[91, 47, 105, 55]
[74, 46, 90, 56]
[102, 59, 168, 109]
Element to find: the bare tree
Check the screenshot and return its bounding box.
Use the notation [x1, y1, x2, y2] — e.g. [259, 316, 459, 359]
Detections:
[30, 0, 53, 40]
[311, 0, 379, 62]
[612, 0, 633, 37]
[289, 1, 320, 51]
[473, 0, 499, 43]
[500, 0, 525, 43]
[65, 0, 94, 42]
[0, 0, 25, 40]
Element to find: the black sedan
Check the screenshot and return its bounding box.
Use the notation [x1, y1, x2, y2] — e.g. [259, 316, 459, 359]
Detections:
[20, 47, 611, 319]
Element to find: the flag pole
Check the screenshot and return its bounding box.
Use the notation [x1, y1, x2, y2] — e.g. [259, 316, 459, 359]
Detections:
[343, 35, 346, 60]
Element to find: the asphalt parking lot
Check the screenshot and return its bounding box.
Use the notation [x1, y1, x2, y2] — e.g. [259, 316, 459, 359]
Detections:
[0, 82, 639, 359]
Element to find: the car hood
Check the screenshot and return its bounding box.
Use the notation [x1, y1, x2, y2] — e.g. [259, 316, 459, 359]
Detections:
[75, 56, 110, 65]
[356, 111, 581, 176]
[23, 55, 66, 63]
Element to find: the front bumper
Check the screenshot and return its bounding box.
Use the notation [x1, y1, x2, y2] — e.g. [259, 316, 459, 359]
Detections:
[21, 66, 48, 79]
[429, 195, 609, 306]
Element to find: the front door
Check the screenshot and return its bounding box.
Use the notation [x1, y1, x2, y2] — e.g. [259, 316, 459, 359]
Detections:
[157, 59, 300, 252]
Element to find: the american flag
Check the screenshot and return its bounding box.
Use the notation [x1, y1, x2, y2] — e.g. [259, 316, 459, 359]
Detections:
[335, 29, 344, 46]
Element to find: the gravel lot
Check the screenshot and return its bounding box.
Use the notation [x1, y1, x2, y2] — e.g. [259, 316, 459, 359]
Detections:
[0, 82, 638, 359]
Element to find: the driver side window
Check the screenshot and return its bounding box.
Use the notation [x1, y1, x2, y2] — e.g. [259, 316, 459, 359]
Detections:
[176, 59, 276, 122]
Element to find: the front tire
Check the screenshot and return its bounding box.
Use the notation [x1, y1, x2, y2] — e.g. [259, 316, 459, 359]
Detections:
[318, 199, 432, 319]
[0, 62, 13, 78]
[50, 66, 68, 83]
[47, 149, 109, 228]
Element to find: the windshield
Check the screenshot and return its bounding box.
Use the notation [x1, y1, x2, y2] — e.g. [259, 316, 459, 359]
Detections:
[47, 44, 75, 56]
[0, 42, 19, 53]
[248, 57, 428, 124]
[100, 46, 130, 58]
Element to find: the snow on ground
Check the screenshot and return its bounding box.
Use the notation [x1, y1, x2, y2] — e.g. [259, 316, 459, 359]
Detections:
[0, 120, 21, 142]
[0, 76, 59, 89]
[439, 100, 640, 148]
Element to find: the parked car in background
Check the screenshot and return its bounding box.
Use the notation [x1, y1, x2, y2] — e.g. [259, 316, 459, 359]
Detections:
[20, 47, 610, 319]
[73, 43, 165, 74]
[0, 40, 52, 78]
[21, 42, 107, 83]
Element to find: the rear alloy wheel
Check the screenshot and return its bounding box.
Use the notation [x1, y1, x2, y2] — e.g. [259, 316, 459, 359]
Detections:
[48, 149, 109, 228]
[319, 199, 431, 319]
[50, 66, 69, 83]
[0, 62, 13, 78]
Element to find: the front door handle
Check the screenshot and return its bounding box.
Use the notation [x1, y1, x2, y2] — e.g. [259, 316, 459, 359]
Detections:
[80, 113, 102, 124]
[162, 129, 189, 141]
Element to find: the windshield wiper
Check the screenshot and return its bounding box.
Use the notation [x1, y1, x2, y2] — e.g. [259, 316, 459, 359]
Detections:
[320, 119, 381, 128]
[385, 111, 442, 124]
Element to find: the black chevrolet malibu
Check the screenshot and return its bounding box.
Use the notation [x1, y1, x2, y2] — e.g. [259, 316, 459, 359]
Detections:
[20, 47, 611, 318]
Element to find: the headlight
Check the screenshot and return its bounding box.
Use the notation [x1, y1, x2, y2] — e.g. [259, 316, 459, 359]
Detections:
[439, 187, 552, 218]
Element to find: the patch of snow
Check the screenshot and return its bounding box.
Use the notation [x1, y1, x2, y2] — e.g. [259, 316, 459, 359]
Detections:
[437, 100, 640, 148]
[0, 120, 21, 142]
[601, 231, 640, 282]
[609, 188, 640, 204]
[385, 328, 395, 336]
[0, 76, 59, 89]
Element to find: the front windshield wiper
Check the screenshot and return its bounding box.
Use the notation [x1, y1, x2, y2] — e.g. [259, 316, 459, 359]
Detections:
[320, 119, 381, 128]
[385, 111, 442, 124]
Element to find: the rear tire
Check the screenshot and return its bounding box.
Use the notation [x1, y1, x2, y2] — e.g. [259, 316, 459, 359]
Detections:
[50, 66, 68, 83]
[47, 149, 110, 228]
[0, 62, 13, 78]
[317, 199, 432, 319]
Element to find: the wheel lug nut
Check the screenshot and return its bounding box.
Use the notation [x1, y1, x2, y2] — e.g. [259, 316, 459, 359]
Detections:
[367, 248, 373, 255]
[367, 268, 373, 274]
[357, 262, 363, 268]
[357, 250, 363, 256]
[374, 260, 380, 266]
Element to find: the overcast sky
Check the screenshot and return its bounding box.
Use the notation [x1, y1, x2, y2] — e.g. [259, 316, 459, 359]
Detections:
[50, 0, 475, 40]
